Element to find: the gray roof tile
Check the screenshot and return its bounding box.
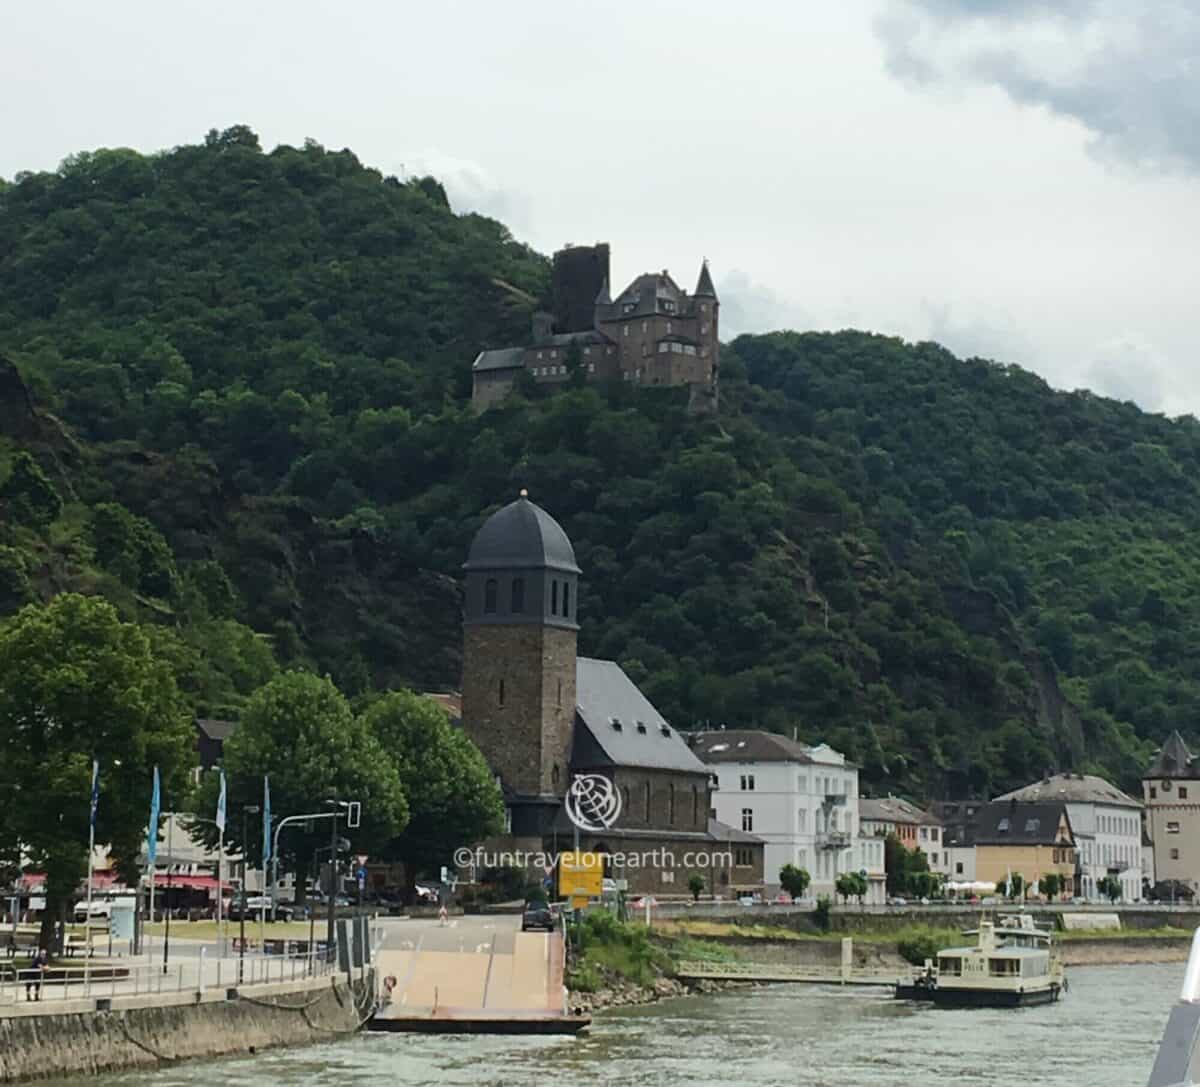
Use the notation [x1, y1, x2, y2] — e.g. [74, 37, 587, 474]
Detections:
[573, 658, 708, 774]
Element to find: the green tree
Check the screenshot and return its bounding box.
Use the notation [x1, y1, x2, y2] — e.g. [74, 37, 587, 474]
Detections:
[1040, 872, 1062, 900]
[1097, 875, 1122, 903]
[364, 690, 503, 899]
[779, 863, 811, 901]
[688, 873, 705, 902]
[0, 452, 61, 530]
[0, 594, 193, 949]
[190, 672, 408, 900]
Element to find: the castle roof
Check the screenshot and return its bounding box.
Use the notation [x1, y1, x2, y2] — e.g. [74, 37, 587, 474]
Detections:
[572, 658, 709, 775]
[464, 495, 580, 574]
[1145, 730, 1200, 779]
[612, 272, 687, 317]
[473, 347, 526, 373]
[993, 772, 1141, 809]
[694, 261, 716, 298]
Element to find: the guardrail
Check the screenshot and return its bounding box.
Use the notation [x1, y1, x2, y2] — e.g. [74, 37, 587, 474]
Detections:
[0, 950, 337, 1007]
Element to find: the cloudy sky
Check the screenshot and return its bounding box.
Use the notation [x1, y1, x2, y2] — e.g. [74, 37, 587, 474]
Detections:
[4, 1, 1198, 414]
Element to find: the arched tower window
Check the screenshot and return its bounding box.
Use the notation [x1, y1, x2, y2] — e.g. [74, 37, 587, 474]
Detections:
[511, 577, 525, 614]
[551, 580, 559, 615]
[644, 780, 652, 821]
[498, 678, 505, 707]
[484, 579, 498, 614]
[562, 582, 570, 618]
[692, 784, 699, 826]
[557, 678, 563, 709]
[669, 783, 676, 825]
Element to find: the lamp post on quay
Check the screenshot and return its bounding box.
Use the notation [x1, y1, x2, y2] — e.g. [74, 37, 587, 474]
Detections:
[239, 804, 260, 983]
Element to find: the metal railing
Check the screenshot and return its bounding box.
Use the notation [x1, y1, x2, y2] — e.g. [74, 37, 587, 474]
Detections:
[0, 948, 338, 1008]
[816, 830, 851, 849]
[675, 959, 900, 982]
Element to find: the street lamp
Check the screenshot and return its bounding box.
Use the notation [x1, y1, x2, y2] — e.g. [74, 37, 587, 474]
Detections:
[324, 801, 349, 963]
[239, 805, 260, 983]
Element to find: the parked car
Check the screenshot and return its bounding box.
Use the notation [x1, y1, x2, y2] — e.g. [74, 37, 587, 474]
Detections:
[521, 902, 555, 932]
[630, 896, 657, 909]
[887, 896, 907, 906]
[772, 892, 793, 905]
[228, 894, 300, 922]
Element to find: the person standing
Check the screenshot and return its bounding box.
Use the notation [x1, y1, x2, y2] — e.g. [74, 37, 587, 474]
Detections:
[25, 945, 48, 1001]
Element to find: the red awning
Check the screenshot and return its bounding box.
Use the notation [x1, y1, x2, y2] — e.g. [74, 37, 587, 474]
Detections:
[152, 874, 231, 891]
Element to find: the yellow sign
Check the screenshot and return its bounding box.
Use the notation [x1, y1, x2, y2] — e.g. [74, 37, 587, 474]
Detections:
[558, 850, 603, 901]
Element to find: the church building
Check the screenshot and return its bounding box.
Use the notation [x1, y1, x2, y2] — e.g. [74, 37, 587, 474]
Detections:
[460, 493, 763, 898]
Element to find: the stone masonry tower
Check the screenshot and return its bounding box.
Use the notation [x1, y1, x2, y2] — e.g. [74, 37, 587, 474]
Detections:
[461, 492, 579, 831]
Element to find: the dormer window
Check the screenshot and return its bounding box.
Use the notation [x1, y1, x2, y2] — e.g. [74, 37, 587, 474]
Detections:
[636, 722, 647, 734]
[997, 818, 1010, 832]
[610, 717, 623, 731]
[484, 579, 498, 614]
[622, 303, 635, 314]
[660, 725, 670, 737]
[662, 300, 675, 313]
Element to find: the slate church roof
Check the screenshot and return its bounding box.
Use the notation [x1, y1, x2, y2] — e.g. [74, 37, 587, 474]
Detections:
[465, 495, 580, 573]
[1145, 730, 1200, 780]
[572, 657, 709, 775]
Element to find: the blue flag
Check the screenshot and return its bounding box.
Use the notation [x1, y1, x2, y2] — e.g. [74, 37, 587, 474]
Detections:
[146, 766, 161, 867]
[216, 769, 227, 835]
[89, 759, 100, 830]
[262, 776, 271, 867]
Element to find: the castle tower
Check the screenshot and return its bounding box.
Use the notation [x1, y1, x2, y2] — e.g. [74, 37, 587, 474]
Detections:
[461, 492, 579, 820]
[692, 260, 720, 411]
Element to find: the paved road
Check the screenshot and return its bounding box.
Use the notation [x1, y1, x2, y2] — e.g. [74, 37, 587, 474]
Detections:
[373, 914, 564, 1018]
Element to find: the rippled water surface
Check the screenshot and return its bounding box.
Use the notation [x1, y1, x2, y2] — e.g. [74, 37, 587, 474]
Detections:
[85, 964, 1177, 1087]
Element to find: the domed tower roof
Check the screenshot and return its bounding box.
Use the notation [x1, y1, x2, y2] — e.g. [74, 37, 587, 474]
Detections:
[465, 493, 580, 574]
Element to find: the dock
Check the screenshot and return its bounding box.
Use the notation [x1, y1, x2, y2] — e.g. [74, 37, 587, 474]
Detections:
[674, 959, 900, 987]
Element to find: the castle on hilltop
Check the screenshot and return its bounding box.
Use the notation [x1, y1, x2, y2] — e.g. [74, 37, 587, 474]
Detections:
[471, 243, 719, 413]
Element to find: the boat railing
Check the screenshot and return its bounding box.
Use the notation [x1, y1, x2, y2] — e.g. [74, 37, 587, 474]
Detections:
[1147, 927, 1200, 1087]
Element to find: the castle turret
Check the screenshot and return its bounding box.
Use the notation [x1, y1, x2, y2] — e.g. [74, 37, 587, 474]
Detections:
[461, 492, 579, 811]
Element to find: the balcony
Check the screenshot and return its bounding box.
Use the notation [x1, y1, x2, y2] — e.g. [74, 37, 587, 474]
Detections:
[822, 793, 847, 807]
[816, 831, 851, 850]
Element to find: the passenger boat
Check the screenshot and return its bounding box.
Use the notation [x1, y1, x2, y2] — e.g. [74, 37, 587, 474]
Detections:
[895, 913, 1064, 1008]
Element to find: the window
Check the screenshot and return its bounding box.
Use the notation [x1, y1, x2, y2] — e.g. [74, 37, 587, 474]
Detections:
[1024, 818, 1040, 833]
[997, 818, 1010, 832]
[740, 774, 755, 791]
[658, 342, 669, 353]
[484, 579, 498, 614]
[588, 363, 595, 373]
[583, 347, 591, 357]
[919, 827, 928, 840]
[931, 852, 939, 864]
[956, 861, 964, 875]
[701, 303, 709, 313]
[536, 351, 543, 360]
[1168, 821, 1181, 834]
[1182, 787, 1190, 800]
[556, 678, 562, 709]
[666, 321, 672, 333]
[735, 848, 753, 866]
[623, 325, 629, 336]
[669, 784, 676, 825]
[1151, 786, 1158, 799]
[551, 580, 558, 615]
[930, 828, 939, 842]
[552, 764, 560, 787]
[798, 774, 808, 792]
[503, 807, 513, 834]
[641, 321, 648, 332]
[797, 809, 807, 831]
[511, 578, 524, 614]
[562, 582, 570, 618]
[1164, 780, 1174, 792]
[498, 678, 505, 707]
[1171, 848, 1181, 860]
[741, 808, 754, 832]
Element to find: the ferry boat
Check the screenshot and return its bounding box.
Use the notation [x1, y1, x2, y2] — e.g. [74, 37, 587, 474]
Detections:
[895, 913, 1065, 1008]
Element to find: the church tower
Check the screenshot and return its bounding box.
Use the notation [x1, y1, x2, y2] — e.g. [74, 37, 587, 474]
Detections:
[461, 493, 579, 826]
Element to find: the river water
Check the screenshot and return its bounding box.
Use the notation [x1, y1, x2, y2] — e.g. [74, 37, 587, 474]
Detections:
[84, 963, 1176, 1087]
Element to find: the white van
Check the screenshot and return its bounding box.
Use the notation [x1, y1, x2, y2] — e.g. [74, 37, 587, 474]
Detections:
[73, 893, 136, 923]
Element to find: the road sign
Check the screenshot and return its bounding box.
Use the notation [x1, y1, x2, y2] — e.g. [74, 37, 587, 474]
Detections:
[356, 867, 367, 881]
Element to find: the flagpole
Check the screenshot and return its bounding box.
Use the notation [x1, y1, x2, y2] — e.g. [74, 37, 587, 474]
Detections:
[217, 824, 224, 956]
[85, 759, 98, 952]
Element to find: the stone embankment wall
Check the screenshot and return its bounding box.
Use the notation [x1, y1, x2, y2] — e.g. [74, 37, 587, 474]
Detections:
[0, 974, 374, 1084]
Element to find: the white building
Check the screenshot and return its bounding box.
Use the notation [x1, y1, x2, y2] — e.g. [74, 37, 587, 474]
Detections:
[993, 773, 1143, 901]
[692, 730, 869, 901]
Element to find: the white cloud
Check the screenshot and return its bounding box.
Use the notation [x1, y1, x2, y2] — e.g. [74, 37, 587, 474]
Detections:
[397, 152, 535, 236]
[877, 1, 1200, 171]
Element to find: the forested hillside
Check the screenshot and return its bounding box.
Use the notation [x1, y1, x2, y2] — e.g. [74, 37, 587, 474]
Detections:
[1, 126, 1194, 800]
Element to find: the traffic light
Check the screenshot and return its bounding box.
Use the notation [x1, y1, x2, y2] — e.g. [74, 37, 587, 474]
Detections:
[346, 801, 361, 828]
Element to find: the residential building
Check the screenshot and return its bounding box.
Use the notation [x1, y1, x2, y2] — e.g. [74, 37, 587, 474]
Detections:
[934, 799, 984, 884]
[458, 493, 763, 897]
[994, 772, 1142, 901]
[972, 800, 1077, 892]
[692, 730, 865, 900]
[471, 243, 719, 414]
[858, 796, 949, 878]
[1143, 731, 1200, 897]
